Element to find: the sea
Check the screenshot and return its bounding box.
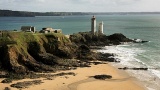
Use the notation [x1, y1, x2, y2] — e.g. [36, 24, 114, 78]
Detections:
[0, 15, 160, 90]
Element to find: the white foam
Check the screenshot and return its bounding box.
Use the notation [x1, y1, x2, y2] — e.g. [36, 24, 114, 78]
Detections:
[147, 87, 156, 90]
[97, 44, 160, 70]
[97, 44, 160, 90]
[150, 69, 160, 79]
[97, 44, 145, 67]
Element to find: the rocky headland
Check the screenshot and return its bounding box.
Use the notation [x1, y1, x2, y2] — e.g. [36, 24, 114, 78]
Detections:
[0, 31, 142, 84]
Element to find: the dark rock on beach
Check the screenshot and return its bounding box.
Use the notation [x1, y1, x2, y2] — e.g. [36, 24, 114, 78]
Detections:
[10, 80, 43, 89]
[1, 72, 76, 84]
[92, 74, 112, 80]
[4, 87, 11, 90]
[1, 78, 12, 83]
[118, 67, 148, 70]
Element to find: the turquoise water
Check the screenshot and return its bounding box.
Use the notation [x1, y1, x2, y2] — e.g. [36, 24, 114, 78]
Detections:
[1, 15, 160, 89]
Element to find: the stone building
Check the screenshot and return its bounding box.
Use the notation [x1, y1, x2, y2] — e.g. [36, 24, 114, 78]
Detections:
[21, 26, 36, 33]
[40, 27, 55, 33]
[39, 27, 62, 34]
[54, 29, 62, 33]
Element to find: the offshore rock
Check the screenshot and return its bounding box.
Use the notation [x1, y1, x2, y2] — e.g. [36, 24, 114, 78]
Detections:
[70, 32, 110, 46]
[133, 39, 149, 43]
[70, 32, 133, 46]
[108, 33, 133, 45]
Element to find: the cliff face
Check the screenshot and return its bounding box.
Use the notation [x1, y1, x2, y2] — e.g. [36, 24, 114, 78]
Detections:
[0, 32, 77, 73]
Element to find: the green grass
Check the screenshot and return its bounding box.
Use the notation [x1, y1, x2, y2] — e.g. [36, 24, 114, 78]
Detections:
[0, 31, 72, 57]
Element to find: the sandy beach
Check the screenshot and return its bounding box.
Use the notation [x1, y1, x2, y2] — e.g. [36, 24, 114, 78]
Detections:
[0, 62, 145, 90]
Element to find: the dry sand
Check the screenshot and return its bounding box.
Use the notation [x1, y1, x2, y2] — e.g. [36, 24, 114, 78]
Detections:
[0, 63, 146, 90]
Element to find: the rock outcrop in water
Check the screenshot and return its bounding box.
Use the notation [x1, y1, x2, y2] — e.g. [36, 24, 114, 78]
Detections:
[132, 39, 149, 43]
[70, 32, 133, 46]
[0, 31, 133, 74]
[107, 33, 133, 45]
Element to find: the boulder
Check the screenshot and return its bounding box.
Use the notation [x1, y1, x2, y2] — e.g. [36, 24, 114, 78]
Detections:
[118, 67, 148, 70]
[108, 33, 133, 45]
[133, 39, 149, 43]
[92, 74, 112, 80]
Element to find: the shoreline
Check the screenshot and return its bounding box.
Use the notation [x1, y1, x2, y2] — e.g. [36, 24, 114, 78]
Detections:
[0, 62, 146, 90]
[98, 45, 160, 90]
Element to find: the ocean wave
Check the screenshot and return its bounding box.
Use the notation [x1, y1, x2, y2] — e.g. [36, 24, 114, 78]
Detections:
[97, 44, 160, 90]
[97, 44, 145, 66]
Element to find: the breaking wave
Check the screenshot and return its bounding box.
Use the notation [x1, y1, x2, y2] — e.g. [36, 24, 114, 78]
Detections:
[97, 44, 160, 90]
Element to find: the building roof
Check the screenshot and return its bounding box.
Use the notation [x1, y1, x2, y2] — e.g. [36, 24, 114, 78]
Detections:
[42, 27, 54, 32]
[21, 26, 33, 30]
[92, 15, 96, 19]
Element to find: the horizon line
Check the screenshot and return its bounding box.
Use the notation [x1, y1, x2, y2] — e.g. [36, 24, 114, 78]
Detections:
[1, 9, 160, 13]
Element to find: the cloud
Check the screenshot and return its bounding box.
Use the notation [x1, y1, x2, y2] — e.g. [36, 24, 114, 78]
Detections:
[0, 0, 160, 12]
[114, 0, 140, 5]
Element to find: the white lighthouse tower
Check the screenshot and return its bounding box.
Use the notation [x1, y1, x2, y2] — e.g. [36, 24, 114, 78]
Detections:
[91, 16, 96, 35]
[98, 21, 104, 35]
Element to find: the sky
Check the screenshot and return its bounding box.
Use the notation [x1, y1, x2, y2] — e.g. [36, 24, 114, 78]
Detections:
[0, 0, 160, 12]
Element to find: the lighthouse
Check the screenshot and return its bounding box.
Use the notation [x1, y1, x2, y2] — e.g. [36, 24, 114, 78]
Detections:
[98, 21, 104, 35]
[91, 16, 96, 35]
